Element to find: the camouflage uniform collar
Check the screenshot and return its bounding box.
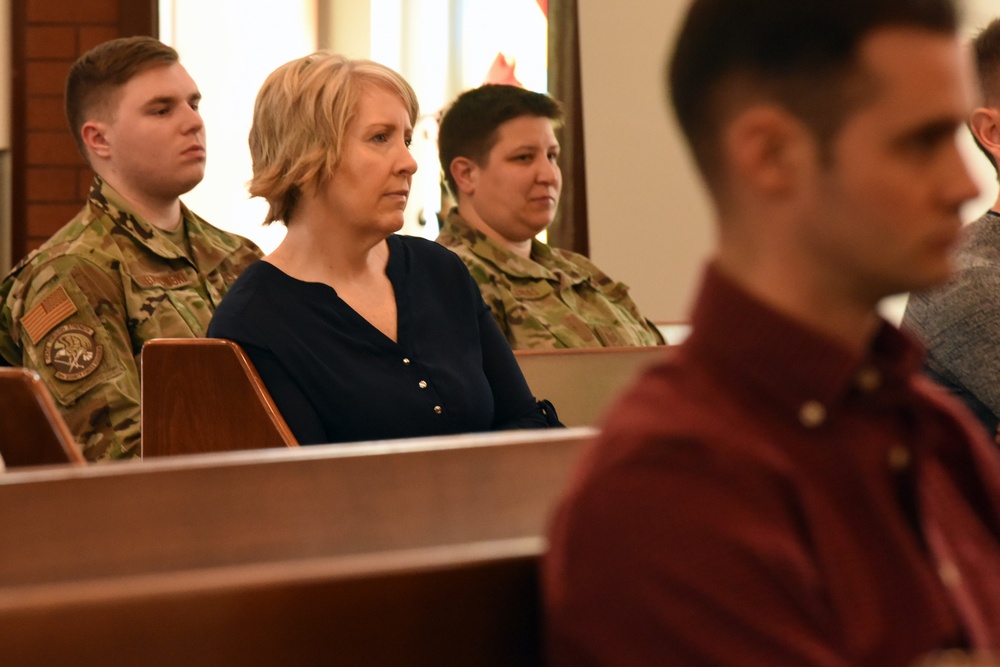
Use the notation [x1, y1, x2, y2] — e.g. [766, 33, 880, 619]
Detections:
[181, 204, 249, 274]
[88, 177, 188, 260]
[88, 177, 243, 272]
[440, 209, 589, 284]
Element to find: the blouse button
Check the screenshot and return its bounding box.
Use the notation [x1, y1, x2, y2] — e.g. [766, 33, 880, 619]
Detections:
[433, 405, 443, 414]
[402, 358, 411, 365]
[418, 380, 428, 389]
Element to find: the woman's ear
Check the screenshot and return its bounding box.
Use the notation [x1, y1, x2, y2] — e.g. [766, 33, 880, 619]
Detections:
[449, 157, 478, 197]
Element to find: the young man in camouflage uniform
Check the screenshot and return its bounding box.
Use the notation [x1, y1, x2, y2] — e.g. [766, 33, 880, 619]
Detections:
[436, 84, 664, 349]
[0, 37, 261, 461]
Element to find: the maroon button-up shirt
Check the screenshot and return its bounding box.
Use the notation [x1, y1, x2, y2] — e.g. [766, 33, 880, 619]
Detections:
[545, 264, 1000, 666]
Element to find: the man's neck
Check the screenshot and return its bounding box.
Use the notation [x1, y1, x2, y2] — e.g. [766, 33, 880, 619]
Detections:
[714, 245, 881, 356]
[97, 174, 183, 231]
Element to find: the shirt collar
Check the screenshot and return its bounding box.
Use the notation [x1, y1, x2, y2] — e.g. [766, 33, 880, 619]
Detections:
[440, 209, 590, 284]
[87, 176, 244, 270]
[686, 263, 925, 425]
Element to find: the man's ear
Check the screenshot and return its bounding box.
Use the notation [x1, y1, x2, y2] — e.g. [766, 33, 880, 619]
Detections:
[80, 120, 111, 160]
[723, 105, 813, 196]
[449, 157, 478, 196]
[970, 107, 1000, 158]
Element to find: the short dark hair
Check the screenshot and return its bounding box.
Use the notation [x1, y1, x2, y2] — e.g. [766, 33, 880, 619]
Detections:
[972, 18, 1000, 172]
[65, 36, 179, 159]
[438, 84, 563, 197]
[668, 0, 959, 187]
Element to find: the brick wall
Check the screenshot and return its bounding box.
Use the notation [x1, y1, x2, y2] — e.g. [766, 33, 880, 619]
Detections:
[11, 0, 155, 260]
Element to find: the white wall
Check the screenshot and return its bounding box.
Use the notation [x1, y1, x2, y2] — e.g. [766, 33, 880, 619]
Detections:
[580, 0, 1000, 323]
[578, 0, 713, 322]
[326, 0, 371, 59]
[160, 0, 318, 253]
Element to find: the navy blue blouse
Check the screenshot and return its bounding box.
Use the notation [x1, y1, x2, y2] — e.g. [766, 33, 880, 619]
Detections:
[207, 234, 550, 444]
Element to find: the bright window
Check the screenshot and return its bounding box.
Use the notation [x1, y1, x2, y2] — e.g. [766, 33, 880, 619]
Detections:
[160, 0, 547, 252]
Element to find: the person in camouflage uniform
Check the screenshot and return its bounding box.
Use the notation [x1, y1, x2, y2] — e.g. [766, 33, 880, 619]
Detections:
[436, 84, 663, 349]
[0, 37, 261, 461]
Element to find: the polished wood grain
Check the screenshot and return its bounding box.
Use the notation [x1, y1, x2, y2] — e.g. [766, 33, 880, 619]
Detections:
[0, 538, 543, 666]
[0, 427, 592, 586]
[0, 428, 592, 664]
[141, 338, 298, 456]
[0, 367, 84, 468]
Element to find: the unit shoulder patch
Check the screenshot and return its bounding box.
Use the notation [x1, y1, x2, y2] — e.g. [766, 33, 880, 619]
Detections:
[43, 323, 104, 381]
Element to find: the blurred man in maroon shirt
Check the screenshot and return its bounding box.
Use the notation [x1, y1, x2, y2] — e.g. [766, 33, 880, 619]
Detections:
[545, 0, 1000, 664]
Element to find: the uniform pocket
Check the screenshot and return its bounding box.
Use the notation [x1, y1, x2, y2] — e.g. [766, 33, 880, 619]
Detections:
[128, 269, 210, 340]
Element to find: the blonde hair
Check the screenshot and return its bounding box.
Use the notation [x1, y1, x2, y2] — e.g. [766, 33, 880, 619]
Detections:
[248, 51, 419, 225]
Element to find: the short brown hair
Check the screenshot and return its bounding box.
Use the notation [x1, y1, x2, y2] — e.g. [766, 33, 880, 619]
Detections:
[668, 0, 959, 190]
[975, 18, 1000, 107]
[65, 36, 179, 159]
[438, 84, 563, 197]
[972, 18, 1000, 173]
[248, 51, 419, 226]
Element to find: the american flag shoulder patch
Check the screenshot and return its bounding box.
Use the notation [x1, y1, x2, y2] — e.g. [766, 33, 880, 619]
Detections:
[21, 285, 78, 346]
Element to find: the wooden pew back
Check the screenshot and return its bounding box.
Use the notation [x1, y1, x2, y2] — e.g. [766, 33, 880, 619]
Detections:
[141, 338, 297, 456]
[0, 367, 84, 468]
[0, 428, 592, 664]
[515, 345, 668, 426]
[141, 338, 668, 454]
[0, 427, 592, 586]
[1, 538, 543, 666]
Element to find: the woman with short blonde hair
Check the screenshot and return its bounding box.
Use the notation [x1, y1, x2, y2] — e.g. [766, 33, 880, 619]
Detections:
[209, 52, 557, 445]
[249, 52, 419, 226]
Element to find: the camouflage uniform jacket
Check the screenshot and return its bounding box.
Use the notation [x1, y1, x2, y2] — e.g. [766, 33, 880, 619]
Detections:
[0, 177, 262, 461]
[436, 209, 664, 349]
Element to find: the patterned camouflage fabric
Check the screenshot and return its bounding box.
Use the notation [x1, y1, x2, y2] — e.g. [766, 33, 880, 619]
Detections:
[436, 209, 664, 350]
[0, 177, 262, 461]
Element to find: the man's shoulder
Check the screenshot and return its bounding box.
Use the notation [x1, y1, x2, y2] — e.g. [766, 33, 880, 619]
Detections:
[583, 347, 790, 479]
[591, 354, 728, 455]
[903, 227, 1000, 334]
[555, 349, 797, 557]
[4, 208, 122, 285]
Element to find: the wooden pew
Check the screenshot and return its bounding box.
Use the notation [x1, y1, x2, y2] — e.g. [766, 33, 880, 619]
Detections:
[0, 428, 592, 664]
[141, 338, 668, 455]
[141, 338, 297, 456]
[515, 346, 668, 427]
[0, 427, 591, 584]
[0, 367, 85, 468]
[0, 538, 543, 666]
